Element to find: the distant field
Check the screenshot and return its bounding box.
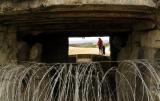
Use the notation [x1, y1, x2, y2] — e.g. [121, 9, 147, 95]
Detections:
[69, 46, 110, 56]
[70, 43, 97, 48]
[70, 43, 110, 48]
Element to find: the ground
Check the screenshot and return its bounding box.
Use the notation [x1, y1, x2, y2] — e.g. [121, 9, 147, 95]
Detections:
[69, 46, 110, 56]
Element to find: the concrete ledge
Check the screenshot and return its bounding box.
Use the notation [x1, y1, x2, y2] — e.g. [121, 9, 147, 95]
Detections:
[1, 4, 155, 15]
[0, 4, 156, 32]
[68, 54, 110, 63]
[0, 0, 155, 12]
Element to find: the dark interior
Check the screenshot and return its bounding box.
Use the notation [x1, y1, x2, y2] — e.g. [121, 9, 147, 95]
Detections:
[17, 31, 129, 63]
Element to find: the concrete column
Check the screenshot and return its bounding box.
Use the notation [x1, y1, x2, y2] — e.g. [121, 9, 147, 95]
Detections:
[117, 29, 160, 101]
[0, 25, 17, 64]
[41, 34, 68, 63]
[30, 43, 42, 62]
[17, 33, 41, 63]
[117, 31, 143, 101]
[117, 31, 144, 60]
[17, 41, 31, 63]
[117, 30, 160, 61]
[141, 29, 160, 101]
[141, 30, 160, 61]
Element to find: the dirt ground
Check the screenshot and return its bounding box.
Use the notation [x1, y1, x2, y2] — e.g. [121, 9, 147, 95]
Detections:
[69, 46, 110, 56]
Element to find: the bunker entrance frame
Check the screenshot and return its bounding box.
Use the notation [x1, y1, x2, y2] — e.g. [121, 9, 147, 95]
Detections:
[7, 4, 154, 63]
[17, 31, 129, 63]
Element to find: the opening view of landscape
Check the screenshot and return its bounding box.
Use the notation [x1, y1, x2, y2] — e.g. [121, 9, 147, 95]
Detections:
[69, 37, 110, 56]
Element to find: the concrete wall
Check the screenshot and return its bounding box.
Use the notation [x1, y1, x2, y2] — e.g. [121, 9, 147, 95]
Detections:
[0, 0, 155, 11]
[0, 26, 17, 64]
[117, 29, 160, 61]
[117, 29, 160, 101]
[0, 29, 70, 64]
[117, 32, 142, 60]
[16, 32, 69, 63]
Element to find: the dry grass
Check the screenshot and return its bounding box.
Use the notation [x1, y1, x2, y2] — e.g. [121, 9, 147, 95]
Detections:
[69, 46, 110, 56]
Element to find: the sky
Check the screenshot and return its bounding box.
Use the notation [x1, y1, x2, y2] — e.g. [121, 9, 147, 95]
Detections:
[69, 37, 109, 44]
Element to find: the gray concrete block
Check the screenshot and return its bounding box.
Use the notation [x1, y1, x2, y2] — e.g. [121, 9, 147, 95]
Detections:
[141, 30, 160, 48]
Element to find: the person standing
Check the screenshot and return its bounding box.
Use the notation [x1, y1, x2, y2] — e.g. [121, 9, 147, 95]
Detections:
[97, 38, 104, 55]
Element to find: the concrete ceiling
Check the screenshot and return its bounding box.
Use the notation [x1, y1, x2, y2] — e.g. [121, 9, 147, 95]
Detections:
[0, 4, 157, 35]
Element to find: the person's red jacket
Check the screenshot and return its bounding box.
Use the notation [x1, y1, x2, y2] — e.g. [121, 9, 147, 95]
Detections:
[97, 38, 103, 48]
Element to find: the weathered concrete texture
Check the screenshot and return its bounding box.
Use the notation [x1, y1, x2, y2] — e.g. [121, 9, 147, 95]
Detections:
[117, 29, 160, 101]
[117, 32, 142, 60]
[116, 30, 158, 101]
[17, 41, 31, 62]
[139, 30, 160, 61]
[157, 5, 160, 31]
[17, 38, 42, 63]
[141, 30, 160, 48]
[117, 30, 160, 61]
[117, 47, 140, 60]
[133, 21, 155, 31]
[0, 26, 17, 64]
[30, 43, 42, 62]
[0, 0, 155, 11]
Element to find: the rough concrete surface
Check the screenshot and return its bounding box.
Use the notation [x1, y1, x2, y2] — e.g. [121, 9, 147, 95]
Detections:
[0, 0, 155, 11]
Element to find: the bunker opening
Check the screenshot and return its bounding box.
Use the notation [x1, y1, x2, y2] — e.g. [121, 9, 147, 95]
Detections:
[69, 36, 110, 63]
[16, 31, 130, 64]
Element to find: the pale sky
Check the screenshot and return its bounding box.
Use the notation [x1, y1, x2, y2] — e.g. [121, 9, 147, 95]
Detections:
[69, 37, 109, 44]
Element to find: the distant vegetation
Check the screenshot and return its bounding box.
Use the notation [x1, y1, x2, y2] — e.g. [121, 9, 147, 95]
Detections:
[70, 43, 110, 48]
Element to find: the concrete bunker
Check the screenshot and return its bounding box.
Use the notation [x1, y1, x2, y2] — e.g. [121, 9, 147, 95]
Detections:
[0, 1, 159, 101]
[0, 5, 157, 64]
